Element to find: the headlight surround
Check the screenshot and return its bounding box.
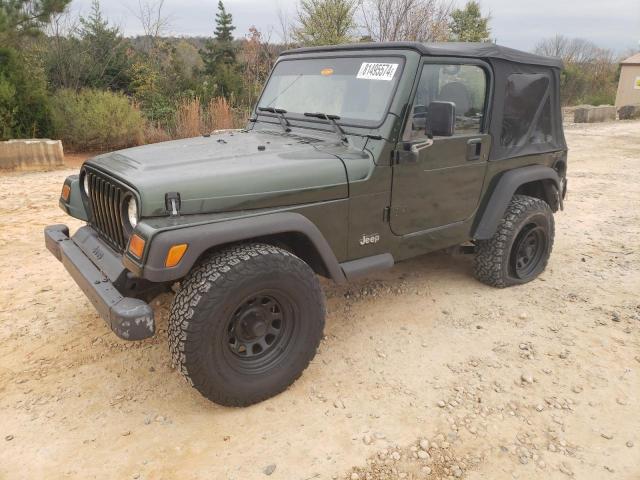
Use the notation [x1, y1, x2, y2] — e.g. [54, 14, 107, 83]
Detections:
[127, 197, 139, 229]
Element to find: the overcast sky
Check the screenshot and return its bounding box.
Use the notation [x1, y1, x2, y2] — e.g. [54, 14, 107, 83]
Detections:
[70, 0, 639, 54]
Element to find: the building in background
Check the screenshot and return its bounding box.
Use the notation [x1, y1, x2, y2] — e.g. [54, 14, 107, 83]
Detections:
[615, 53, 640, 108]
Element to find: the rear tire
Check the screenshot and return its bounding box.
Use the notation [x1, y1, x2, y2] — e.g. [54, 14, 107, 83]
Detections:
[474, 195, 554, 288]
[168, 243, 325, 407]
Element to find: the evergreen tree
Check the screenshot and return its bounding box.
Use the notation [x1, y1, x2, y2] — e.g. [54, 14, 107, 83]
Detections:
[78, 0, 131, 91]
[200, 1, 240, 98]
[214, 0, 235, 42]
[449, 1, 491, 43]
[0, 0, 71, 45]
[202, 0, 236, 74]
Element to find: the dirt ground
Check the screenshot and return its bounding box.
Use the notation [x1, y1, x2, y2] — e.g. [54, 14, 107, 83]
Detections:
[0, 121, 638, 480]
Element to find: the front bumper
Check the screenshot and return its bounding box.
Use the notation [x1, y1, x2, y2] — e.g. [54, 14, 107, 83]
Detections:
[44, 224, 155, 340]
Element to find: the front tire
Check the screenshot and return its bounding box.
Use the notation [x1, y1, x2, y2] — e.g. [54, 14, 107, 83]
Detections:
[168, 243, 325, 406]
[474, 195, 554, 288]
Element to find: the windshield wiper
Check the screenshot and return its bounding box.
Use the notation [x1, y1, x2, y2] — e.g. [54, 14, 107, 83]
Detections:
[304, 112, 347, 143]
[258, 107, 291, 133]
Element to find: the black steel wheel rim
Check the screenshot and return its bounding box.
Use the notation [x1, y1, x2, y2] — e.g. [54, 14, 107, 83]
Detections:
[223, 290, 295, 373]
[511, 224, 547, 279]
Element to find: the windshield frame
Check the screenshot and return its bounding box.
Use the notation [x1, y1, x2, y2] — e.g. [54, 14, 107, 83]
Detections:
[255, 54, 407, 130]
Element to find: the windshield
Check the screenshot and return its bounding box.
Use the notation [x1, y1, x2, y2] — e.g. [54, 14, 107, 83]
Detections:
[257, 56, 404, 126]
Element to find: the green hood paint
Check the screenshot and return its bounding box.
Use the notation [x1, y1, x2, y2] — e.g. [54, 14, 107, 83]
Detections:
[87, 129, 364, 217]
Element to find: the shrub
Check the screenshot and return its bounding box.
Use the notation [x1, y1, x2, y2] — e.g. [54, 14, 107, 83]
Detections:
[50, 89, 144, 151]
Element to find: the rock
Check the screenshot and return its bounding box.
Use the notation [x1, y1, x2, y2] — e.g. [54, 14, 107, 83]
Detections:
[611, 312, 621, 322]
[626, 441, 634, 448]
[618, 105, 640, 120]
[419, 439, 430, 451]
[571, 386, 583, 394]
[422, 466, 432, 475]
[418, 450, 429, 460]
[350, 473, 360, 480]
[519, 313, 528, 320]
[5, 435, 14, 441]
[363, 434, 373, 445]
[536, 404, 545, 412]
[601, 433, 613, 440]
[437, 400, 446, 408]
[559, 461, 574, 476]
[122, 431, 131, 436]
[392, 451, 401, 461]
[452, 465, 463, 477]
[521, 372, 534, 384]
[333, 399, 345, 409]
[263, 464, 277, 476]
[574, 105, 616, 123]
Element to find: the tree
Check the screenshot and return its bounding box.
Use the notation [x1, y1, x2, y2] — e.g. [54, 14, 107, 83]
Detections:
[202, 1, 237, 73]
[0, 47, 51, 139]
[534, 35, 617, 106]
[77, 1, 132, 91]
[132, 0, 170, 53]
[449, 1, 490, 42]
[242, 26, 277, 106]
[214, 0, 235, 42]
[294, 0, 357, 46]
[0, 0, 71, 45]
[361, 0, 452, 43]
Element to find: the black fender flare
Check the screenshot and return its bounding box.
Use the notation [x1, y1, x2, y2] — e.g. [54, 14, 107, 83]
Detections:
[473, 165, 561, 240]
[139, 211, 347, 284]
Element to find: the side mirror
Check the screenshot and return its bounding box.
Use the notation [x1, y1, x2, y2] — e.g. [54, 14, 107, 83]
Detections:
[427, 101, 456, 137]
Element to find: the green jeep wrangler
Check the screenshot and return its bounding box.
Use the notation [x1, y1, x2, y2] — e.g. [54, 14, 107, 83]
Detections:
[46, 42, 567, 406]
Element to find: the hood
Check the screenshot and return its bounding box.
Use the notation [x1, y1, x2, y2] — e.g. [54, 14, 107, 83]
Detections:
[87, 130, 350, 217]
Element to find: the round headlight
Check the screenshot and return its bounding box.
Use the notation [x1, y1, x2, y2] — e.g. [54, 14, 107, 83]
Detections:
[127, 197, 138, 229]
[83, 174, 90, 196]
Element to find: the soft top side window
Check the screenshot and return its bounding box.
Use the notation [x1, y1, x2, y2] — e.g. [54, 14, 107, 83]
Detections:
[501, 73, 552, 147]
[404, 63, 488, 142]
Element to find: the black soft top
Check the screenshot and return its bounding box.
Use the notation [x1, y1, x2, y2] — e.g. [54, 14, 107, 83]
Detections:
[282, 42, 563, 69]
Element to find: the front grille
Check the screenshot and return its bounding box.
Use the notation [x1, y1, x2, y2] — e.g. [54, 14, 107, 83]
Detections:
[85, 169, 130, 252]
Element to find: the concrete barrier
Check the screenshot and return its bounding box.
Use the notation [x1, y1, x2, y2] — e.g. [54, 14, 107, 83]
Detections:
[0, 139, 65, 171]
[618, 105, 640, 120]
[573, 105, 617, 123]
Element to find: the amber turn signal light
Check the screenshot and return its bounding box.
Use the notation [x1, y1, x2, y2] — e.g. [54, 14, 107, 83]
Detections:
[165, 244, 188, 268]
[128, 234, 146, 259]
[61, 184, 71, 202]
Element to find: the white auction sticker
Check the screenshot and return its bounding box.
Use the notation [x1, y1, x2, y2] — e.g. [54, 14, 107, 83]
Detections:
[357, 63, 399, 81]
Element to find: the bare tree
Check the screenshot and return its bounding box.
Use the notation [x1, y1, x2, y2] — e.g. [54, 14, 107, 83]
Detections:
[360, 0, 453, 42]
[277, 6, 295, 47]
[535, 35, 617, 106]
[534, 35, 611, 64]
[129, 0, 172, 53]
[134, 0, 170, 38]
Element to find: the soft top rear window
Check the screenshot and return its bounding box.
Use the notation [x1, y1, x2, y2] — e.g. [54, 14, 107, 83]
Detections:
[258, 56, 405, 126]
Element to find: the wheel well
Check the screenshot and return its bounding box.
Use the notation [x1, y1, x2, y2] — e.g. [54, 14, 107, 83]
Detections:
[197, 232, 332, 279]
[514, 179, 560, 212]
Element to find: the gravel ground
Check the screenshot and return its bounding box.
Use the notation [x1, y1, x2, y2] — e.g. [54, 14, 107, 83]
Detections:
[0, 121, 638, 480]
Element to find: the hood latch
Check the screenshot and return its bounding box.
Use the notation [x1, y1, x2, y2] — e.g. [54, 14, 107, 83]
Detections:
[165, 192, 181, 217]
